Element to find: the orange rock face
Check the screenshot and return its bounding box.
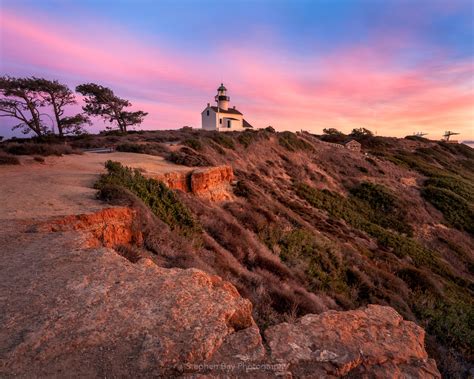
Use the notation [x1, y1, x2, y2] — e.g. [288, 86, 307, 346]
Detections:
[154, 171, 189, 192]
[36, 207, 141, 248]
[190, 165, 234, 201]
[265, 304, 441, 378]
[152, 165, 234, 201]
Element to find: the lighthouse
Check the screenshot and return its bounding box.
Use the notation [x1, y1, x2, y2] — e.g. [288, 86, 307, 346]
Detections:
[201, 83, 253, 132]
[215, 83, 230, 110]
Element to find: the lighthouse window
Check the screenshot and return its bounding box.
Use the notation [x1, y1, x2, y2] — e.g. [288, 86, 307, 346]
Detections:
[219, 118, 222, 124]
[206, 110, 209, 116]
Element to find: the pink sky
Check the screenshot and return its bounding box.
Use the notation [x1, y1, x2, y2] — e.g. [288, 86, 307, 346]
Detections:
[1, 7, 473, 139]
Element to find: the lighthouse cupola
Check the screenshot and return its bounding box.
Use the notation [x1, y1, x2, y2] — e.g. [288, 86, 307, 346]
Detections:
[215, 83, 230, 110]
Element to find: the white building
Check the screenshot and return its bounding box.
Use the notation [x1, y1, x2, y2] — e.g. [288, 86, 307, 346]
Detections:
[201, 83, 253, 132]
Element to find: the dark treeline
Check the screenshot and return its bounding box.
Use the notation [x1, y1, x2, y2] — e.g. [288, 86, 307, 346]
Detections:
[0, 76, 148, 137]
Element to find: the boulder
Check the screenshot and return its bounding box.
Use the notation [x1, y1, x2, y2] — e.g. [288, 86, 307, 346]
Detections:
[265, 304, 441, 378]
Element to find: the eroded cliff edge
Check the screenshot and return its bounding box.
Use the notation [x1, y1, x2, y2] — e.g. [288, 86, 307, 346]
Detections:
[0, 208, 440, 378]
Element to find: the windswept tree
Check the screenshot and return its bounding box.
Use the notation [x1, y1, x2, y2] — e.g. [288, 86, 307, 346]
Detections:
[323, 128, 344, 136]
[76, 83, 147, 133]
[0, 76, 47, 136]
[36, 79, 90, 136]
[350, 127, 374, 137]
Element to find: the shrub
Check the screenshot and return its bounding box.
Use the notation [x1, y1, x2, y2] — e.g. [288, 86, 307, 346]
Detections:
[115, 142, 166, 156]
[237, 131, 258, 148]
[182, 138, 203, 151]
[166, 147, 212, 167]
[233, 180, 253, 198]
[116, 143, 148, 153]
[5, 143, 77, 156]
[33, 156, 45, 163]
[421, 186, 474, 234]
[294, 183, 431, 266]
[0, 153, 20, 165]
[209, 133, 235, 149]
[278, 131, 313, 152]
[350, 182, 396, 213]
[95, 161, 200, 235]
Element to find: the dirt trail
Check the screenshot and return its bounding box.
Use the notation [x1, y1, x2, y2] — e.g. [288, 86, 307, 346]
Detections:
[0, 152, 190, 220]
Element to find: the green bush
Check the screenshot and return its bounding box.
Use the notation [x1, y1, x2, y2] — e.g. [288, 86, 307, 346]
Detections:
[294, 183, 432, 266]
[378, 146, 474, 234]
[5, 143, 77, 156]
[237, 131, 258, 148]
[278, 132, 313, 152]
[209, 133, 235, 149]
[421, 186, 474, 234]
[182, 138, 203, 151]
[166, 147, 212, 167]
[95, 161, 200, 235]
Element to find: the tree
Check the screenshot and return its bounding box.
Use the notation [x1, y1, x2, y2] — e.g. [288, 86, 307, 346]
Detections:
[36, 79, 90, 136]
[76, 83, 147, 133]
[0, 76, 47, 136]
[323, 128, 344, 136]
[350, 127, 374, 137]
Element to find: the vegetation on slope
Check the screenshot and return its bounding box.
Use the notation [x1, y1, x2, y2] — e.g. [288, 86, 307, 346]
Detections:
[26, 128, 470, 377]
[95, 160, 200, 235]
[373, 142, 474, 235]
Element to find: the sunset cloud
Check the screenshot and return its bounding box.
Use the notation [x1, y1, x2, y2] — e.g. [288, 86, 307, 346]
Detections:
[1, 2, 472, 139]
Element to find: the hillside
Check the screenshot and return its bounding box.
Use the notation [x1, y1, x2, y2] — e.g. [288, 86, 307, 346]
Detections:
[1, 129, 472, 377]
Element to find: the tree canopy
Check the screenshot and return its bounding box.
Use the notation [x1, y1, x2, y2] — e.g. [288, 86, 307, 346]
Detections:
[76, 83, 147, 133]
[323, 128, 344, 136]
[36, 78, 90, 136]
[0, 76, 47, 136]
[0, 76, 90, 137]
[350, 127, 374, 137]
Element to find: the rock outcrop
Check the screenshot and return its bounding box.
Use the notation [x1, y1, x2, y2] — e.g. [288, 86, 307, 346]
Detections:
[0, 218, 259, 377]
[0, 208, 440, 378]
[35, 207, 141, 248]
[152, 165, 234, 201]
[265, 304, 441, 378]
[190, 165, 234, 201]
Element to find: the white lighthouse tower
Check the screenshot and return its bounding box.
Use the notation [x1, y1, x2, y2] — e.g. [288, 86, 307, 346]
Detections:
[201, 83, 253, 132]
[215, 83, 230, 110]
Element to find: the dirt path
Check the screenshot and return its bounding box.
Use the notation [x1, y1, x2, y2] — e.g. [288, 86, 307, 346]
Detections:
[0, 152, 190, 220]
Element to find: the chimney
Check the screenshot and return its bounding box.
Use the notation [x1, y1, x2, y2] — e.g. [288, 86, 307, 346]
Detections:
[233, 106, 236, 109]
[207, 103, 210, 107]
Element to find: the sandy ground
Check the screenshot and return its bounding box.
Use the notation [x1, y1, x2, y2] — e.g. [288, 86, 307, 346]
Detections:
[0, 152, 190, 220]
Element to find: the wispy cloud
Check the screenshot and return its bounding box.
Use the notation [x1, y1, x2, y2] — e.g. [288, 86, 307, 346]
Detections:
[1, 6, 473, 139]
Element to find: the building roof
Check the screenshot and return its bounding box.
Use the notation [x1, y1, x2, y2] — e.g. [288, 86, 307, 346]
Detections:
[218, 83, 227, 91]
[243, 119, 253, 129]
[209, 106, 243, 115]
[344, 139, 361, 146]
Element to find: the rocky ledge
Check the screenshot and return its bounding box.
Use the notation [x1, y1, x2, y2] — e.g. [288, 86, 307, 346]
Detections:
[151, 165, 234, 201]
[0, 209, 440, 378]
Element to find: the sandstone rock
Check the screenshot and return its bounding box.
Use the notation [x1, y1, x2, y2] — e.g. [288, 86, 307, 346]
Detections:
[264, 304, 441, 378]
[35, 206, 141, 247]
[190, 165, 234, 201]
[154, 171, 189, 192]
[0, 209, 440, 378]
[152, 165, 234, 201]
[0, 219, 260, 377]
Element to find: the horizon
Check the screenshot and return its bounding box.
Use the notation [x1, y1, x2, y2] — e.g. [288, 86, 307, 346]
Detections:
[1, 0, 473, 139]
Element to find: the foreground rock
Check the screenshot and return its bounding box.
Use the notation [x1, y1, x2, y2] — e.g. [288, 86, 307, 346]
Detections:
[0, 209, 439, 378]
[265, 304, 441, 378]
[0, 219, 260, 377]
